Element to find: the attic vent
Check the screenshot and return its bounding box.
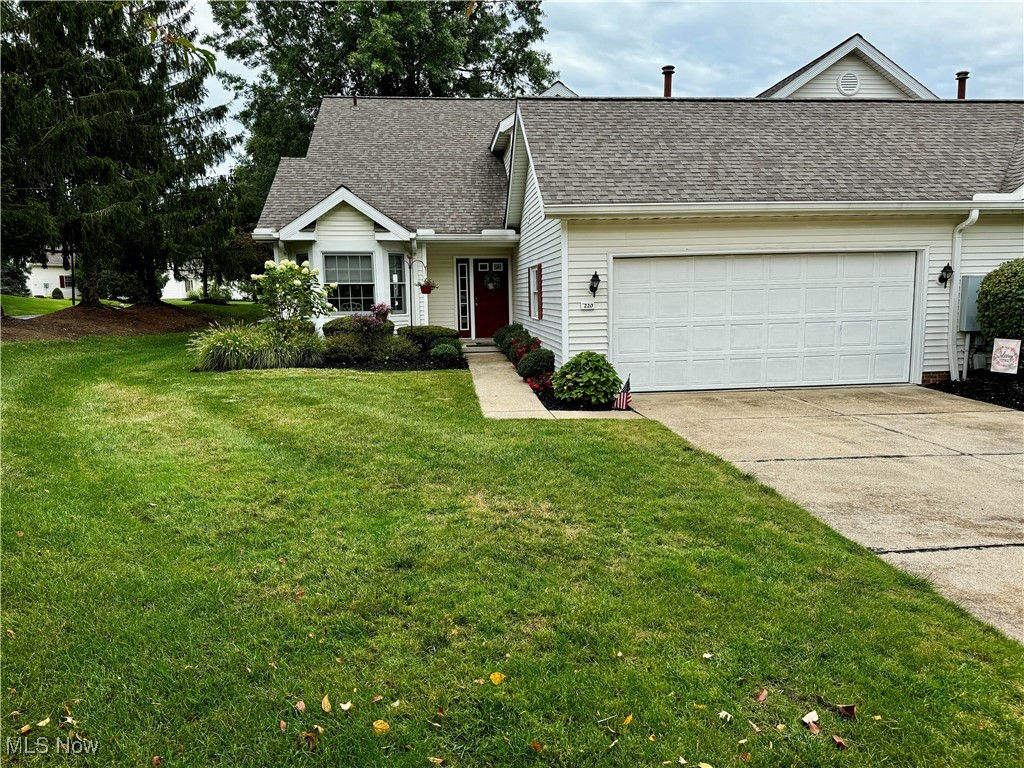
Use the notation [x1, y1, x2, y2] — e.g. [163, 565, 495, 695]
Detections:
[836, 71, 860, 96]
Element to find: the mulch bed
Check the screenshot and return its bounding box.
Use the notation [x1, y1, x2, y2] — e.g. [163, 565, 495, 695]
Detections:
[925, 369, 1023, 411]
[1, 304, 210, 342]
[329, 359, 468, 372]
[533, 387, 615, 411]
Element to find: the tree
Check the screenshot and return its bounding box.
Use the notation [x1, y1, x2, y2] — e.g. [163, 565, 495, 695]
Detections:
[207, 1, 556, 228]
[1, 1, 231, 305]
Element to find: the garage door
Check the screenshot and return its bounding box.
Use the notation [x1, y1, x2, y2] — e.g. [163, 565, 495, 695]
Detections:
[612, 252, 916, 391]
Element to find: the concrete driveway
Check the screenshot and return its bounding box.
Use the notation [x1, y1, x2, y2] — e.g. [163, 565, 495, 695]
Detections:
[632, 386, 1024, 641]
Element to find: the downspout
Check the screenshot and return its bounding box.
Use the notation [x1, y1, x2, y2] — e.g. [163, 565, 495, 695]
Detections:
[946, 208, 979, 381]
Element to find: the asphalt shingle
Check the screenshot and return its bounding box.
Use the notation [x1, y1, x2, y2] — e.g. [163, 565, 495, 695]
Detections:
[516, 98, 1024, 206]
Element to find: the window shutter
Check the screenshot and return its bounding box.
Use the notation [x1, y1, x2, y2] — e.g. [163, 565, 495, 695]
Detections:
[59, 275, 66, 289]
[537, 264, 543, 320]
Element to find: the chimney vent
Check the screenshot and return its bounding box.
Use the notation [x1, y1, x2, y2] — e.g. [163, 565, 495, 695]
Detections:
[955, 71, 969, 100]
[662, 65, 675, 98]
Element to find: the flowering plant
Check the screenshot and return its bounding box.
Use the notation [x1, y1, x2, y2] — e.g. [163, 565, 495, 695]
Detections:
[370, 302, 392, 321]
[251, 259, 333, 325]
[416, 277, 439, 289]
[510, 336, 541, 364]
[526, 372, 553, 394]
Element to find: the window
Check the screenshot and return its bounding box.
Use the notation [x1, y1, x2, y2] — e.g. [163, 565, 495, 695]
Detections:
[528, 264, 542, 320]
[388, 253, 407, 313]
[457, 260, 471, 332]
[59, 274, 74, 289]
[323, 252, 374, 312]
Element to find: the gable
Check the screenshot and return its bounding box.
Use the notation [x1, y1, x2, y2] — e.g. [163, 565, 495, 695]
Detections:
[316, 202, 376, 240]
[790, 53, 910, 99]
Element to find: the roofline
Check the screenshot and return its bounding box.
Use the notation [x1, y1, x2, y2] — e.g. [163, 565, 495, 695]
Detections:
[544, 199, 1024, 219]
[758, 34, 938, 100]
[489, 113, 515, 154]
[277, 185, 412, 241]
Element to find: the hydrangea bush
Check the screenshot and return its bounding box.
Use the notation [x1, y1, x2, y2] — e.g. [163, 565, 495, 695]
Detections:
[251, 259, 334, 326]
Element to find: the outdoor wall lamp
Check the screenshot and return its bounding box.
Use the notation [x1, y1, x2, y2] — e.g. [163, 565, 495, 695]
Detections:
[938, 263, 954, 287]
[589, 272, 601, 296]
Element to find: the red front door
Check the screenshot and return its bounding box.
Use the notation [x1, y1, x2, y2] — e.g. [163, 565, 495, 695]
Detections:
[472, 259, 509, 338]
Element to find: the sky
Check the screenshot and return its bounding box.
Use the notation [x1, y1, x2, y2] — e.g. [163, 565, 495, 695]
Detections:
[194, 0, 1024, 168]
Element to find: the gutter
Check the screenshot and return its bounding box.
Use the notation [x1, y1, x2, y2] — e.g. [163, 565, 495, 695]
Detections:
[543, 199, 1024, 218]
[947, 209, 980, 381]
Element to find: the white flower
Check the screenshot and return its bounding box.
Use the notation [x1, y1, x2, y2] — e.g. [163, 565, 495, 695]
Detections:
[301, 261, 310, 268]
[302, 267, 309, 274]
[264, 260, 275, 269]
[293, 279, 302, 286]
[250, 274, 259, 280]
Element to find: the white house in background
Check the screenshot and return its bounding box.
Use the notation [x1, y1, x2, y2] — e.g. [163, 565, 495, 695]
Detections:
[253, 36, 1023, 391]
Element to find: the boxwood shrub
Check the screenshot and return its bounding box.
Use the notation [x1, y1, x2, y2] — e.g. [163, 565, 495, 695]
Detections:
[977, 258, 1024, 349]
[323, 332, 371, 366]
[552, 351, 622, 407]
[371, 335, 419, 364]
[323, 315, 395, 337]
[516, 348, 555, 380]
[397, 325, 460, 352]
[493, 323, 526, 352]
[430, 342, 462, 366]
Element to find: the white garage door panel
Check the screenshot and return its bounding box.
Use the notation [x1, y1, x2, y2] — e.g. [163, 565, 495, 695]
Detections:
[613, 252, 916, 391]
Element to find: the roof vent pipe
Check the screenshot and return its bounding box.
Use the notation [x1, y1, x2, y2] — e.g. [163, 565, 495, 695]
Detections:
[955, 71, 969, 99]
[662, 65, 675, 98]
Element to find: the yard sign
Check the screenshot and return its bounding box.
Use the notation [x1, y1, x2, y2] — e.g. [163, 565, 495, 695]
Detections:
[990, 338, 1021, 374]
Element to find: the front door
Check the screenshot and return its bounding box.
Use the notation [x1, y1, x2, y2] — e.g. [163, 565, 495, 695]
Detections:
[472, 259, 510, 338]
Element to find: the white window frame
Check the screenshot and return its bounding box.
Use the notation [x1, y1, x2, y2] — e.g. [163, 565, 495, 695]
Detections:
[322, 251, 375, 313]
[528, 265, 541, 320]
[388, 252, 408, 315]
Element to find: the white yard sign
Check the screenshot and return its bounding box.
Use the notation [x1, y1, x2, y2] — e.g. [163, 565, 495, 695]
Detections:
[990, 338, 1021, 374]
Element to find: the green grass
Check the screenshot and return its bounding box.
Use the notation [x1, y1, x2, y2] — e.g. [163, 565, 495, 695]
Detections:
[165, 300, 267, 323]
[1, 294, 79, 315]
[2, 335, 1022, 767]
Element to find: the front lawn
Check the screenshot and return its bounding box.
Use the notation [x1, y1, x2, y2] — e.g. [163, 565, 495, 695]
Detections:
[2, 335, 1021, 766]
[162, 299, 267, 323]
[1, 294, 86, 315]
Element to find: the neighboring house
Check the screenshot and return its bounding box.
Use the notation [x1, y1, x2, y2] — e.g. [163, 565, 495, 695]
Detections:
[29, 252, 75, 297]
[254, 37, 1024, 391]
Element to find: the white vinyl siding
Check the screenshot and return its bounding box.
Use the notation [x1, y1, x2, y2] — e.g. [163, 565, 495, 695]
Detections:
[790, 54, 910, 99]
[566, 213, 1024, 378]
[315, 202, 376, 238]
[513, 160, 563, 361]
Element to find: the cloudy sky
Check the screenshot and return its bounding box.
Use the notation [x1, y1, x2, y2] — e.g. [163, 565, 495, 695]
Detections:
[195, 0, 1024, 167]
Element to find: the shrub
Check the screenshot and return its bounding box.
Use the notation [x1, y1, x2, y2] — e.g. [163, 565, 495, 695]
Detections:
[269, 331, 325, 368]
[977, 259, 1024, 350]
[430, 342, 461, 366]
[494, 323, 527, 354]
[372, 335, 419, 364]
[323, 315, 395, 338]
[323, 332, 371, 367]
[185, 288, 202, 302]
[397, 325, 460, 352]
[517, 348, 555, 380]
[430, 336, 462, 353]
[552, 351, 623, 406]
[0, 262, 30, 297]
[526, 372, 553, 395]
[263, 319, 317, 338]
[510, 336, 541, 365]
[51, 287, 64, 300]
[501, 329, 533, 360]
[251, 258, 333, 322]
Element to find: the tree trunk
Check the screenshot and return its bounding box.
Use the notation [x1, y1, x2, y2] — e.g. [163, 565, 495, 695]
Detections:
[74, 244, 103, 307]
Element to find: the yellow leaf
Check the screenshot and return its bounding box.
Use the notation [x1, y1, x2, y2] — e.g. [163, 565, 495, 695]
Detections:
[697, 763, 716, 768]
[295, 700, 306, 714]
[489, 672, 506, 685]
[36, 717, 50, 727]
[321, 694, 331, 713]
[373, 719, 390, 735]
[622, 713, 633, 725]
[428, 758, 445, 765]
[340, 701, 353, 711]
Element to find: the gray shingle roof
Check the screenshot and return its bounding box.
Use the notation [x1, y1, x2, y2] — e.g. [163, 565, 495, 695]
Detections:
[257, 97, 514, 233]
[516, 98, 1024, 206]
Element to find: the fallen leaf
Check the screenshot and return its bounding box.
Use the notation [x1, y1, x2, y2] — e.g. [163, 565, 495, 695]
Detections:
[8, 711, 20, 718]
[872, 715, 882, 721]
[649, 734, 656, 741]
[391, 699, 400, 708]
[837, 704, 857, 719]
[473, 678, 487, 685]
[372, 696, 384, 704]
[489, 672, 506, 685]
[279, 720, 287, 731]
[702, 653, 713, 659]
[148, 502, 157, 507]
[36, 717, 50, 727]
[808, 721, 820, 735]
[16, 531, 24, 537]
[18, 724, 31, 735]
[152, 757, 164, 767]
[373, 719, 390, 735]
[748, 720, 762, 734]
[801, 710, 818, 725]
[696, 763, 715, 768]
[740, 753, 751, 762]
[608, 739, 619, 748]
[5, 630, 15, 639]
[294, 589, 306, 601]
[755, 689, 768, 702]
[340, 701, 353, 711]
[678, 759, 687, 765]
[530, 741, 543, 752]
[738, 739, 747, 744]
[428, 721, 442, 728]
[321, 694, 331, 713]
[977, 723, 987, 730]
[301, 729, 320, 752]
[295, 700, 306, 714]
[623, 713, 633, 725]
[436, 706, 445, 717]
[278, 557, 287, 563]
[775, 724, 786, 732]
[718, 711, 733, 722]
[428, 758, 446, 765]
[334, 658, 343, 664]
[832, 735, 848, 750]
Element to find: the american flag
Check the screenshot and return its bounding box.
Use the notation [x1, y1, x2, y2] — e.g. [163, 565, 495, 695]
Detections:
[613, 376, 632, 410]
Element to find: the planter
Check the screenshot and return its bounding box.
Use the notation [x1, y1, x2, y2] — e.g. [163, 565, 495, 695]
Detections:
[419, 285, 433, 294]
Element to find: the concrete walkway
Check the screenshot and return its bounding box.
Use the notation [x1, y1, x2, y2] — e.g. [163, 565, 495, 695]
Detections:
[466, 352, 641, 420]
[632, 386, 1024, 641]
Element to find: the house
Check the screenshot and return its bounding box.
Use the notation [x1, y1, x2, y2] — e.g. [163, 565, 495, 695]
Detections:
[254, 37, 1024, 392]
